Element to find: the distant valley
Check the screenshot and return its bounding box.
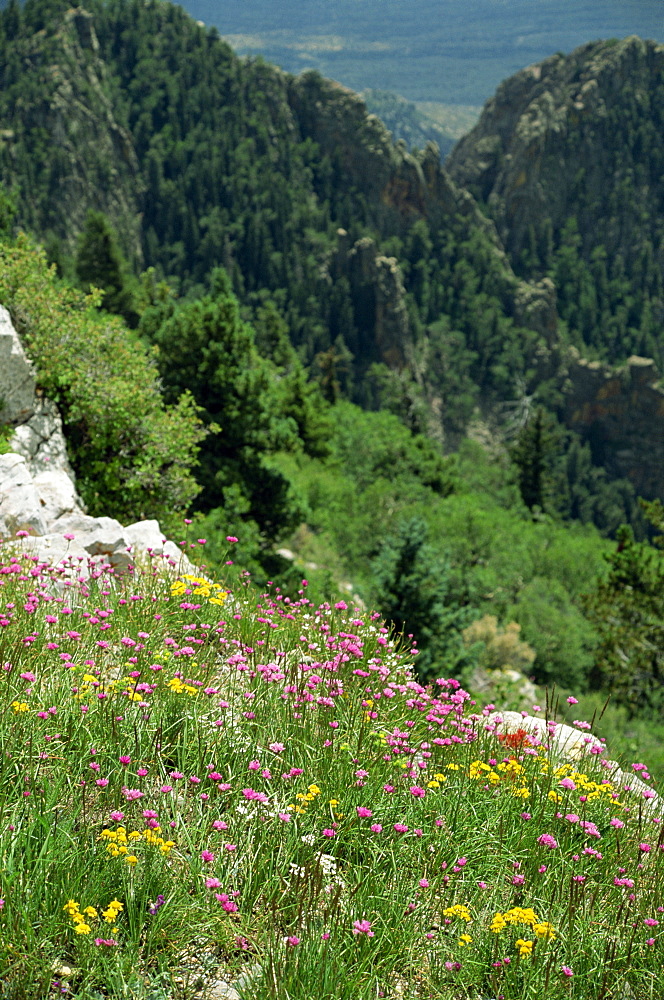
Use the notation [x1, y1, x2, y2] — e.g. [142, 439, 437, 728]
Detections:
[180, 0, 664, 106]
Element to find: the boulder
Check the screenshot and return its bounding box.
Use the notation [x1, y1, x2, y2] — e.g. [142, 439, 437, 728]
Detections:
[124, 519, 166, 555]
[0, 306, 36, 426]
[0, 453, 48, 536]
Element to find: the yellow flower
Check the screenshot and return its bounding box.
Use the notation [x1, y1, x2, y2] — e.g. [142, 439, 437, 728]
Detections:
[74, 923, 91, 935]
[443, 904, 472, 923]
[125, 855, 139, 865]
[490, 913, 506, 933]
[515, 938, 534, 957]
[11, 701, 29, 713]
[83, 906, 98, 919]
[458, 933, 473, 946]
[534, 921, 556, 939]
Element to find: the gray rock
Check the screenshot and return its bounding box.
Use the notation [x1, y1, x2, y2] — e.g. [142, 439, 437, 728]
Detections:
[10, 396, 78, 483]
[0, 453, 48, 536]
[33, 469, 81, 524]
[124, 519, 166, 555]
[0, 306, 36, 425]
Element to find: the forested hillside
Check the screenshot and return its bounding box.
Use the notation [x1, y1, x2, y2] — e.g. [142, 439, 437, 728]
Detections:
[2, 0, 664, 736]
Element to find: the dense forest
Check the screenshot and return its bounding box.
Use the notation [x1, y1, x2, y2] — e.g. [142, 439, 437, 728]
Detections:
[1, 0, 664, 741]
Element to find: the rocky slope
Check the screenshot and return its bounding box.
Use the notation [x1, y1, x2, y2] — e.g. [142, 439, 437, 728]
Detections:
[446, 36, 664, 274]
[0, 7, 143, 261]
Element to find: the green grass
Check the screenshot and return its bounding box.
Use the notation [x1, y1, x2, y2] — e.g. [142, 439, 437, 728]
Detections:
[1, 531, 663, 1000]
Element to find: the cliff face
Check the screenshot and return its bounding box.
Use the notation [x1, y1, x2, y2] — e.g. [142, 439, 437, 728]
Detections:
[563, 353, 664, 500]
[446, 36, 664, 269]
[0, 9, 143, 261]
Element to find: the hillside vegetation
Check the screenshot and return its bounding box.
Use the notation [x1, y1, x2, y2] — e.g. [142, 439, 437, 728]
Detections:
[1, 1, 664, 744]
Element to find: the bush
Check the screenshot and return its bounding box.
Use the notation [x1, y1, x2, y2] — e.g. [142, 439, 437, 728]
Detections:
[0, 235, 205, 530]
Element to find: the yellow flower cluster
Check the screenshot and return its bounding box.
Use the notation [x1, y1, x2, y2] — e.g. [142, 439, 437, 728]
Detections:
[288, 783, 322, 816]
[426, 772, 448, 789]
[515, 938, 534, 957]
[166, 676, 199, 696]
[10, 701, 29, 713]
[98, 825, 175, 863]
[63, 897, 123, 935]
[170, 574, 228, 606]
[554, 764, 619, 803]
[490, 906, 556, 941]
[469, 759, 530, 799]
[443, 903, 472, 923]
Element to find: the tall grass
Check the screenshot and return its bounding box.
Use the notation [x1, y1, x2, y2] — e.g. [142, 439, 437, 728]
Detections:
[0, 534, 662, 1000]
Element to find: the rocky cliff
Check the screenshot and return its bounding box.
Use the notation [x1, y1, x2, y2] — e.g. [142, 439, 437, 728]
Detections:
[446, 36, 664, 274]
[0, 8, 143, 261]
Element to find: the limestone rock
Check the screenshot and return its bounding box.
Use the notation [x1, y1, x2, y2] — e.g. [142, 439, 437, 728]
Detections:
[33, 469, 81, 524]
[10, 396, 78, 483]
[0, 306, 36, 426]
[0, 453, 48, 537]
[124, 519, 167, 556]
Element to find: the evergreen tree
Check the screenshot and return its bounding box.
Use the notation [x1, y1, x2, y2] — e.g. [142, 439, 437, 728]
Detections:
[582, 504, 664, 719]
[75, 211, 136, 324]
[370, 517, 475, 683]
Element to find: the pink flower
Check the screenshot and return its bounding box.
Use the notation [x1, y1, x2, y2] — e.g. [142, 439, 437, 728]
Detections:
[356, 806, 373, 818]
[269, 743, 285, 753]
[286, 936, 300, 947]
[565, 813, 580, 824]
[353, 919, 374, 937]
[109, 811, 124, 822]
[419, 878, 429, 888]
[559, 778, 576, 790]
[393, 823, 409, 834]
[537, 834, 558, 849]
[119, 755, 131, 765]
[409, 785, 426, 798]
[278, 813, 291, 822]
[562, 966, 574, 977]
[206, 878, 222, 889]
[566, 696, 578, 705]
[215, 893, 238, 912]
[322, 829, 336, 838]
[370, 824, 383, 833]
[201, 850, 215, 862]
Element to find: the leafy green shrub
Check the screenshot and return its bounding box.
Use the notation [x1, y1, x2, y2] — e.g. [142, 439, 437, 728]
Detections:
[0, 235, 205, 530]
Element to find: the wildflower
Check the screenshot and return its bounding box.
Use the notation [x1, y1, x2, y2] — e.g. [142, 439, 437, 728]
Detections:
[394, 823, 409, 834]
[322, 829, 336, 838]
[562, 966, 574, 977]
[353, 919, 375, 936]
[286, 936, 300, 947]
[356, 806, 373, 818]
[537, 834, 558, 849]
[515, 938, 533, 957]
[458, 933, 473, 946]
[148, 895, 166, 915]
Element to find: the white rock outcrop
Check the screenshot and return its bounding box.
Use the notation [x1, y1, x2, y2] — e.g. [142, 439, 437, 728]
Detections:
[0, 305, 197, 579]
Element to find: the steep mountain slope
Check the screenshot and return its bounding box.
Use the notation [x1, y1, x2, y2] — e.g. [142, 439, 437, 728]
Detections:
[0, 0, 553, 426]
[0, 5, 143, 263]
[447, 36, 664, 365]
